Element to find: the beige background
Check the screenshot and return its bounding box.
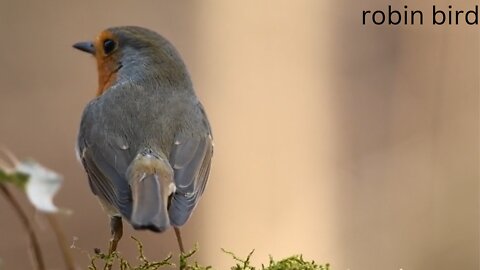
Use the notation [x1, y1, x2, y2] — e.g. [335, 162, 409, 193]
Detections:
[0, 1, 478, 269]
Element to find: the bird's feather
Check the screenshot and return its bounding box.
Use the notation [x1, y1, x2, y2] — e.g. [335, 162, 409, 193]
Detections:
[77, 100, 134, 218]
[130, 173, 169, 232]
[77, 82, 213, 229]
[168, 105, 213, 226]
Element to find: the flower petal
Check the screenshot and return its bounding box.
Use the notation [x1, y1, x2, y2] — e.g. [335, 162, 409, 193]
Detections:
[15, 161, 62, 213]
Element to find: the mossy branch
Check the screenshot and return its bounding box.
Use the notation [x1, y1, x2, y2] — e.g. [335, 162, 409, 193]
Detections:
[2, 156, 330, 270]
[86, 237, 329, 270]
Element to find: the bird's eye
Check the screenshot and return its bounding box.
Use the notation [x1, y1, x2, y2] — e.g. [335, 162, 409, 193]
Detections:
[103, 39, 116, 55]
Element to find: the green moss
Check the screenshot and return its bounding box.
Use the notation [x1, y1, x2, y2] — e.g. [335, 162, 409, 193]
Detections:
[88, 237, 173, 270]
[87, 237, 329, 270]
[262, 255, 329, 270]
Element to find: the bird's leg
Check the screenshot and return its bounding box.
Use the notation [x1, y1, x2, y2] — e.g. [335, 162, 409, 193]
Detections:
[108, 216, 123, 255]
[174, 227, 185, 254]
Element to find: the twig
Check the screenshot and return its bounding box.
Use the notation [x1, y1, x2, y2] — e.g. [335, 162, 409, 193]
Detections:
[0, 183, 45, 270]
[45, 213, 76, 270]
[221, 249, 255, 270]
[0, 147, 20, 165]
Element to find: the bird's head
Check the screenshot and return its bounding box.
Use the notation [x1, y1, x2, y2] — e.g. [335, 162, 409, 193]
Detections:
[73, 26, 189, 96]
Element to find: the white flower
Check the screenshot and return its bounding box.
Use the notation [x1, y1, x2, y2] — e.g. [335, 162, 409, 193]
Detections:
[15, 161, 62, 213]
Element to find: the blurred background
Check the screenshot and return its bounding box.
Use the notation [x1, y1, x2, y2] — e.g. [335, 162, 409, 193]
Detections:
[0, 0, 478, 269]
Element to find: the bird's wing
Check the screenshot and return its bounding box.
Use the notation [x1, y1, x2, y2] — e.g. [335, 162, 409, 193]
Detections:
[168, 106, 213, 226]
[77, 101, 133, 218]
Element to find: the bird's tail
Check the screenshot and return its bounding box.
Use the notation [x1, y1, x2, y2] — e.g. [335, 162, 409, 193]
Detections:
[127, 149, 175, 232]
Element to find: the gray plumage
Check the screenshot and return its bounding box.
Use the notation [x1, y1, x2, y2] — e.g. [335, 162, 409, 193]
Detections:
[76, 26, 213, 232]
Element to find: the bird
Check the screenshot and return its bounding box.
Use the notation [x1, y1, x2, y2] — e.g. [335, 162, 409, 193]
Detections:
[73, 26, 213, 254]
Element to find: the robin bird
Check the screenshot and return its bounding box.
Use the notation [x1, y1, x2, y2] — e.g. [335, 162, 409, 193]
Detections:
[73, 26, 213, 254]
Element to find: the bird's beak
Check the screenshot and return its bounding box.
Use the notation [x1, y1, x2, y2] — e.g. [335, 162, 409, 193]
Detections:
[72, 41, 95, 55]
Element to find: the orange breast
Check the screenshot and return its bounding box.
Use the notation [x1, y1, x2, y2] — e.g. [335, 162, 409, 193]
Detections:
[94, 31, 120, 96]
